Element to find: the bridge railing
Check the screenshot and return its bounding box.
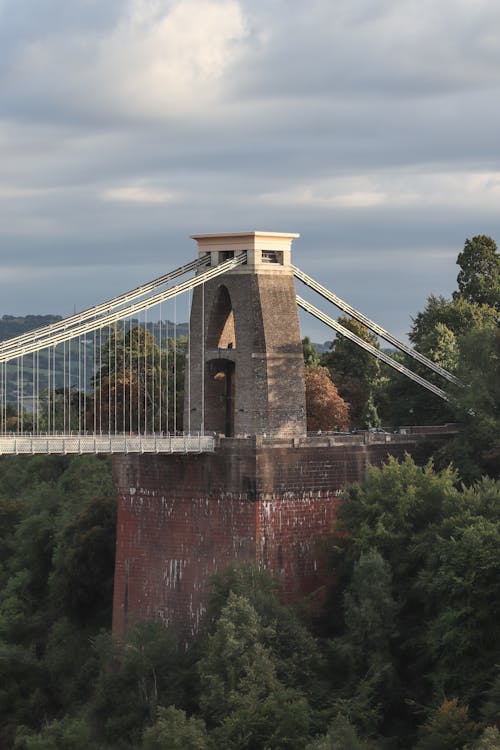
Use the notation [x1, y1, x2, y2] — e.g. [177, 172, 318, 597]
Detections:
[0, 434, 215, 455]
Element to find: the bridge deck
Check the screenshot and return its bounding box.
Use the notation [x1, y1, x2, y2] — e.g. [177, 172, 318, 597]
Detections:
[0, 426, 458, 456]
[0, 434, 215, 455]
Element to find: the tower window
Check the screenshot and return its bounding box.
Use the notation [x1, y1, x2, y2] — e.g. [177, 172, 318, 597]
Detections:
[262, 251, 283, 264]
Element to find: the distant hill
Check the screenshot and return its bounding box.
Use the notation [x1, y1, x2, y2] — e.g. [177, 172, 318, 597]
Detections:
[0, 314, 62, 341]
[312, 340, 333, 354]
[312, 340, 399, 356]
[0, 315, 188, 343]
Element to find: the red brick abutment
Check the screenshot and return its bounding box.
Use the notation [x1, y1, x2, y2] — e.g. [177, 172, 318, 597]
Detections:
[112, 429, 455, 637]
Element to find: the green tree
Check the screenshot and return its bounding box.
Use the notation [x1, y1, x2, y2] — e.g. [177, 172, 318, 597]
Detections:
[384, 297, 491, 428]
[0, 642, 48, 748]
[142, 706, 208, 750]
[327, 552, 398, 737]
[13, 715, 90, 750]
[342, 551, 397, 667]
[211, 683, 310, 750]
[330, 455, 459, 588]
[411, 295, 497, 349]
[306, 714, 378, 749]
[323, 457, 457, 737]
[303, 336, 320, 366]
[89, 325, 162, 433]
[199, 592, 277, 723]
[0, 498, 23, 587]
[324, 456, 500, 739]
[471, 726, 500, 749]
[443, 326, 500, 481]
[418, 509, 500, 705]
[454, 235, 500, 309]
[380, 352, 454, 426]
[482, 667, 500, 727]
[48, 495, 116, 629]
[205, 565, 326, 711]
[415, 698, 478, 750]
[321, 318, 381, 427]
[0, 455, 115, 744]
[383, 282, 497, 428]
[418, 322, 459, 373]
[42, 617, 100, 714]
[89, 621, 181, 748]
[199, 592, 311, 749]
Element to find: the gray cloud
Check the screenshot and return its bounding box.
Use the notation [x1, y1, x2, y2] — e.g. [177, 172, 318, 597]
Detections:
[0, 0, 499, 343]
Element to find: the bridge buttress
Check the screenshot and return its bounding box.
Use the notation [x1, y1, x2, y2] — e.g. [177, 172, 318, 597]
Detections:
[111, 435, 444, 638]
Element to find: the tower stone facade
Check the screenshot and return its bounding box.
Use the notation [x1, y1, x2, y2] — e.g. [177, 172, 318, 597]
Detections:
[183, 232, 306, 438]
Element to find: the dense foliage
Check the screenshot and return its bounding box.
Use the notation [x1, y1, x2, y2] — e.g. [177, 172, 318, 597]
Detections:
[304, 365, 350, 431]
[1, 452, 498, 749]
[0, 455, 116, 749]
[317, 236, 499, 483]
[321, 317, 382, 428]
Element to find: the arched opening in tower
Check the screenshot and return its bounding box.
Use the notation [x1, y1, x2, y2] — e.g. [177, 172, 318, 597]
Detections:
[206, 285, 236, 350]
[206, 358, 235, 437]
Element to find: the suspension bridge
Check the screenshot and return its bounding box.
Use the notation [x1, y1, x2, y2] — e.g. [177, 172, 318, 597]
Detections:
[0, 231, 459, 456]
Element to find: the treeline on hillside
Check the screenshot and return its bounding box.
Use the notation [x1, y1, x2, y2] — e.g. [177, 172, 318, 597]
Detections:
[0, 315, 189, 344]
[0, 453, 499, 749]
[0, 315, 63, 341]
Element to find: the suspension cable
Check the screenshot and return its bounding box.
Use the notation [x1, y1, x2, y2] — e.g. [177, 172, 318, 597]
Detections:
[187, 288, 191, 435]
[0, 256, 209, 356]
[1, 255, 247, 363]
[296, 295, 449, 401]
[293, 265, 462, 386]
[165, 312, 170, 435]
[159, 305, 162, 434]
[201, 281, 205, 436]
[173, 298, 177, 435]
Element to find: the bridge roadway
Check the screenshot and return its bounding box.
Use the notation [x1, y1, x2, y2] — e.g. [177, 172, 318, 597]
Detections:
[0, 426, 457, 455]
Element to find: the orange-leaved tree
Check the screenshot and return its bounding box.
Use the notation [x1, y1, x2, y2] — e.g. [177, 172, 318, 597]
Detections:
[304, 365, 350, 432]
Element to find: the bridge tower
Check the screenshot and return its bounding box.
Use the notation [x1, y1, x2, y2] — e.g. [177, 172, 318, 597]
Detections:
[112, 231, 442, 639]
[184, 231, 306, 438]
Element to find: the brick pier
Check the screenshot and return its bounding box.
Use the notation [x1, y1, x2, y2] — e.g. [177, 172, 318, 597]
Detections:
[112, 434, 442, 636]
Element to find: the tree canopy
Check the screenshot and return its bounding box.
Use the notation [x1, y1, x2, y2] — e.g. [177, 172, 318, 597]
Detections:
[454, 235, 500, 309]
[304, 365, 350, 431]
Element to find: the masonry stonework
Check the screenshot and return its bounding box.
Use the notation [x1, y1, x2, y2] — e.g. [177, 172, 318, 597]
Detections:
[184, 232, 306, 438]
[112, 435, 442, 637]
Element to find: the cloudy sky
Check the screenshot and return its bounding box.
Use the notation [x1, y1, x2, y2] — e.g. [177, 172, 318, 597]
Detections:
[1, 0, 499, 341]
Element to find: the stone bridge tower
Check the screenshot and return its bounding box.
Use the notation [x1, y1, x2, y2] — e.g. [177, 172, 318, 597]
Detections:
[112, 231, 447, 639]
[184, 231, 306, 438]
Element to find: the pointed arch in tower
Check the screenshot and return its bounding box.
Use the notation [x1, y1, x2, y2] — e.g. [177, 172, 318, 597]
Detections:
[206, 285, 236, 350]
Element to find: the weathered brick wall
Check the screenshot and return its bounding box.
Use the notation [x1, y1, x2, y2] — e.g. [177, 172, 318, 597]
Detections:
[112, 436, 441, 637]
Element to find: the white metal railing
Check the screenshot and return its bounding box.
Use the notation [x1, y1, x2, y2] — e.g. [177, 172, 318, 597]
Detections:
[0, 434, 215, 455]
